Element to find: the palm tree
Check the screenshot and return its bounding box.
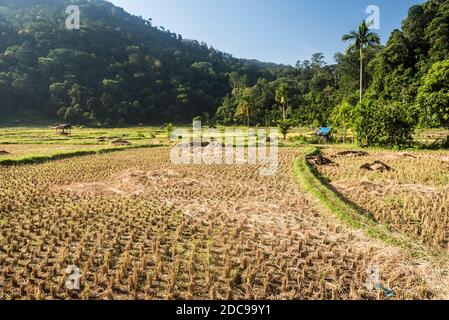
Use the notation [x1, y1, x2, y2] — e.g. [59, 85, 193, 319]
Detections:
[275, 82, 288, 121]
[342, 20, 380, 103]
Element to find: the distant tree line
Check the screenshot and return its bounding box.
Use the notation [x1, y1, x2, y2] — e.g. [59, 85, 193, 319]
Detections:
[0, 0, 276, 125]
[217, 0, 449, 147]
[0, 0, 449, 147]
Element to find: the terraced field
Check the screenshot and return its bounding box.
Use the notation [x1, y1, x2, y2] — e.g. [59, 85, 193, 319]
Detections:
[317, 148, 449, 251]
[0, 127, 167, 165]
[0, 147, 446, 300]
[0, 144, 108, 159]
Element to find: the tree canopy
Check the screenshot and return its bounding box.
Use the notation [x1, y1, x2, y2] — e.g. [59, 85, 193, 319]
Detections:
[1, 0, 449, 149]
[0, 0, 288, 125]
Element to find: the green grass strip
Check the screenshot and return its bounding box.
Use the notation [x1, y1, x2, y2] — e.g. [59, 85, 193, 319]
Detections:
[0, 144, 163, 167]
[293, 147, 439, 259]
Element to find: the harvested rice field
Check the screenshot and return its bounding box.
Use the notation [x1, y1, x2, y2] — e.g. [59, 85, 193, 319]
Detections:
[0, 144, 109, 159]
[1, 146, 449, 300]
[317, 148, 449, 251]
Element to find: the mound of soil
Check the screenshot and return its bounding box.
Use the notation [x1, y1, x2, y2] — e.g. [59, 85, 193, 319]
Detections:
[115, 169, 183, 182]
[336, 150, 369, 157]
[0, 150, 10, 155]
[306, 155, 335, 166]
[176, 141, 228, 149]
[360, 161, 392, 172]
[399, 152, 416, 159]
[192, 141, 229, 148]
[190, 141, 211, 148]
[111, 138, 131, 146]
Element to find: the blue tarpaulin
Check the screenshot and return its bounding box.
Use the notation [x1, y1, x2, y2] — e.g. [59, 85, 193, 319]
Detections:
[317, 127, 331, 137]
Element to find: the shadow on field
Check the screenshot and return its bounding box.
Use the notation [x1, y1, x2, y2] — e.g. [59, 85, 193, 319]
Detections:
[307, 157, 376, 222]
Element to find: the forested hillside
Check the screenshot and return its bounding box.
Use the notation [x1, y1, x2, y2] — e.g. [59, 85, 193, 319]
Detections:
[356, 0, 449, 146]
[0, 0, 449, 144]
[217, 0, 449, 147]
[0, 0, 287, 125]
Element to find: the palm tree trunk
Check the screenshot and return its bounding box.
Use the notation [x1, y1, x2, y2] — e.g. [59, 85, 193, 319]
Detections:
[282, 103, 286, 121]
[359, 48, 363, 103]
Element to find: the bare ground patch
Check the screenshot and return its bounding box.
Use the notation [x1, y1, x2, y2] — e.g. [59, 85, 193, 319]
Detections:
[55, 169, 199, 196]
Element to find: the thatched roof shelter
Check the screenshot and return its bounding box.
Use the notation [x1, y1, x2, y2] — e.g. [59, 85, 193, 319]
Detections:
[54, 124, 73, 135]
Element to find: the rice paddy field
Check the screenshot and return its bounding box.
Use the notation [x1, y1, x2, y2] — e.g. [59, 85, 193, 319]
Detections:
[0, 127, 168, 164]
[1, 127, 449, 300]
[317, 147, 449, 251]
[0, 127, 166, 145]
[0, 144, 112, 159]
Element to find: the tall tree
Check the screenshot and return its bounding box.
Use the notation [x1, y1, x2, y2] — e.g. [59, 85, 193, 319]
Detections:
[275, 82, 288, 121]
[342, 20, 380, 102]
[234, 88, 253, 127]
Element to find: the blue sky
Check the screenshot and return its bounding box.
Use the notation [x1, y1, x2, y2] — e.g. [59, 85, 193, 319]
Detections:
[109, 0, 424, 65]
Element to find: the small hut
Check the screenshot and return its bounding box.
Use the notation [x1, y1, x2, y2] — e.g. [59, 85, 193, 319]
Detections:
[54, 124, 73, 135]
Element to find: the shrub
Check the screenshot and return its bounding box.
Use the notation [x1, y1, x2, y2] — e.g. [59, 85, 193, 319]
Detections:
[415, 60, 449, 128]
[164, 123, 174, 139]
[277, 119, 294, 141]
[354, 99, 414, 148]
